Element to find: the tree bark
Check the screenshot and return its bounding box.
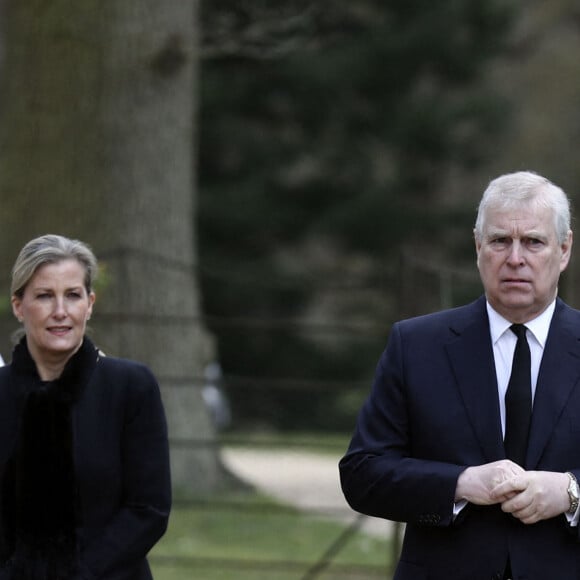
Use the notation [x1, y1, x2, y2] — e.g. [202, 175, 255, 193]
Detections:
[0, 0, 223, 493]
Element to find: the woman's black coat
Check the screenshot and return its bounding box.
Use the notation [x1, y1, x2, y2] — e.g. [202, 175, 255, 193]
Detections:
[0, 341, 171, 580]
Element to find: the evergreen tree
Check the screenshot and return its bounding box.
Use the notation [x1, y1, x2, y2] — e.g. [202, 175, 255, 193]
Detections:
[199, 1, 517, 430]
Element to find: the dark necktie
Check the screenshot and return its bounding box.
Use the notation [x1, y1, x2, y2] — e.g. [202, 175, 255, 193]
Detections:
[504, 324, 532, 466]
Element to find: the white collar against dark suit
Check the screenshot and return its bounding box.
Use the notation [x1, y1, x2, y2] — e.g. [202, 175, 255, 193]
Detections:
[486, 299, 556, 436]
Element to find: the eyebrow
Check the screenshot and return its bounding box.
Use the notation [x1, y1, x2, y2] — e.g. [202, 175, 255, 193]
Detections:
[485, 228, 548, 240]
[31, 285, 84, 292]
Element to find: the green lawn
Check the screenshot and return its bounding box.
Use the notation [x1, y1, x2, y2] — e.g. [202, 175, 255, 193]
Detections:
[217, 431, 353, 456]
[149, 493, 392, 580]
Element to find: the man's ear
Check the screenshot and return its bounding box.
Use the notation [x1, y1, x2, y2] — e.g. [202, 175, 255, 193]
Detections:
[560, 230, 573, 272]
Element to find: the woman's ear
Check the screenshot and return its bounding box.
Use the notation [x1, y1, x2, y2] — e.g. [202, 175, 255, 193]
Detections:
[11, 295, 23, 322]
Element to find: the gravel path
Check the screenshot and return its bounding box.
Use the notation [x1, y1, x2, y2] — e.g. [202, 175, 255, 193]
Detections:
[221, 447, 394, 538]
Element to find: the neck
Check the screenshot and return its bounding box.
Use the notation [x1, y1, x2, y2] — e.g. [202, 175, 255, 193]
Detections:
[36, 362, 67, 381]
[28, 343, 82, 381]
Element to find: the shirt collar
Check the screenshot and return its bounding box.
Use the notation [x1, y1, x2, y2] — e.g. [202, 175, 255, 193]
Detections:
[486, 300, 556, 348]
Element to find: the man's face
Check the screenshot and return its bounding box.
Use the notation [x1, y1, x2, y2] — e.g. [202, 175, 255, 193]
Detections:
[475, 203, 572, 323]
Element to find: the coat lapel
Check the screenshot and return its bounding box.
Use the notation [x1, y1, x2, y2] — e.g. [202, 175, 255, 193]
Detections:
[526, 300, 580, 468]
[445, 298, 505, 463]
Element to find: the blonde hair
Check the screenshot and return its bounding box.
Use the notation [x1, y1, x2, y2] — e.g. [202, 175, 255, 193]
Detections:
[11, 234, 98, 298]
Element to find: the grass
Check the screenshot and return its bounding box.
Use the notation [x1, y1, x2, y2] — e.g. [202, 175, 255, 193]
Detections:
[149, 491, 392, 580]
[149, 432, 395, 579]
[217, 430, 353, 456]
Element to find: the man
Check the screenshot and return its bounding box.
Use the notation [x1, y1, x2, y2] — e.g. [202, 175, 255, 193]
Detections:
[339, 171, 580, 579]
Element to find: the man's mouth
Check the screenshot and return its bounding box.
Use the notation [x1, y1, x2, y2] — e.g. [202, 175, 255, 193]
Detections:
[502, 278, 530, 285]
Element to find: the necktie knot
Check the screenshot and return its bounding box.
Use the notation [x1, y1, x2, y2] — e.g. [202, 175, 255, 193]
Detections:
[510, 323, 527, 340]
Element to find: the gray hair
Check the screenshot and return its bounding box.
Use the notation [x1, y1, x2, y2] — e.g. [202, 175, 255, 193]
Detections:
[474, 171, 571, 244]
[11, 234, 98, 298]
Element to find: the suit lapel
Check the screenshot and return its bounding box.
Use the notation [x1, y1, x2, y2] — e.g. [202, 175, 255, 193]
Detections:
[445, 298, 505, 463]
[526, 301, 580, 468]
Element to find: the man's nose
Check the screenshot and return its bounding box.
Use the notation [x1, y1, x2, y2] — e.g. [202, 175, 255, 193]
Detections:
[507, 241, 524, 264]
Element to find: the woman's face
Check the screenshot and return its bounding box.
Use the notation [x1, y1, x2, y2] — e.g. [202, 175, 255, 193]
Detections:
[11, 259, 95, 366]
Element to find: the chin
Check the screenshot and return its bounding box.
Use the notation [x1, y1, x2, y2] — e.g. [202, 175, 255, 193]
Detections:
[503, 302, 533, 314]
[45, 340, 81, 354]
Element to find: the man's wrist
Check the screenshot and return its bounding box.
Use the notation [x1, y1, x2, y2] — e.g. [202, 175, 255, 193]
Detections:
[454, 467, 471, 502]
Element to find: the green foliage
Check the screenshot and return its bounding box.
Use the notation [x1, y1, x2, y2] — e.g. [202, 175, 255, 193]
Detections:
[0, 295, 12, 317]
[199, 0, 518, 430]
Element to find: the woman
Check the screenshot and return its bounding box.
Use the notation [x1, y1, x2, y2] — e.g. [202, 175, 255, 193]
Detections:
[0, 234, 171, 580]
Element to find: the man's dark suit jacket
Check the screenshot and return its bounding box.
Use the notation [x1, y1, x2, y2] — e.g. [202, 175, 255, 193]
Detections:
[0, 351, 171, 580]
[340, 296, 580, 580]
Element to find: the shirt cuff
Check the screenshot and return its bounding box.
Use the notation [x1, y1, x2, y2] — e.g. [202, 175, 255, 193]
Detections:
[566, 505, 580, 526]
[453, 499, 468, 520]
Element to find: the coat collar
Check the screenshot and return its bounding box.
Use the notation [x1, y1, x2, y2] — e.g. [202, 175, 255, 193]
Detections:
[10, 336, 99, 403]
[526, 299, 580, 468]
[444, 296, 504, 463]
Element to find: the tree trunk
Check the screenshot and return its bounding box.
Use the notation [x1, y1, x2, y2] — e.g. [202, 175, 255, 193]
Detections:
[0, 0, 223, 493]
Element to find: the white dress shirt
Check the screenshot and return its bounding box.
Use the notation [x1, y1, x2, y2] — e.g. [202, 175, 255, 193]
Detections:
[486, 300, 555, 437]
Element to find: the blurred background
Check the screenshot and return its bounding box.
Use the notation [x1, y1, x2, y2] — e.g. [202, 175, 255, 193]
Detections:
[1, 0, 580, 578]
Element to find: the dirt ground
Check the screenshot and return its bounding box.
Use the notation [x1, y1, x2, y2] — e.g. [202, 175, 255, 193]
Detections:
[221, 447, 394, 538]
